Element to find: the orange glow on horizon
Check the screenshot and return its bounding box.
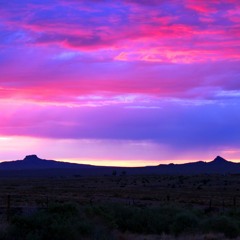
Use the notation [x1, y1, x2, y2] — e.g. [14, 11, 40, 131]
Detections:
[54, 158, 240, 167]
[0, 152, 240, 167]
[56, 158, 161, 167]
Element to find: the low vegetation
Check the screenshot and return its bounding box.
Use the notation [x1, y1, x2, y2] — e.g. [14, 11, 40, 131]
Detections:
[0, 202, 240, 239]
[1, 174, 240, 239]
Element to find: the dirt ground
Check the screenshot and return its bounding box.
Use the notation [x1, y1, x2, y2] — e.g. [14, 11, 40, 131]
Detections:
[0, 174, 239, 210]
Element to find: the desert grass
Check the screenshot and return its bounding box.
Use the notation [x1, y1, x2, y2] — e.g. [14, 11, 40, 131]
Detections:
[113, 232, 240, 240]
[1, 174, 240, 239]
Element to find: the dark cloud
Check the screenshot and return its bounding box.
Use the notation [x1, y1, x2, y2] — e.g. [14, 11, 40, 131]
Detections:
[1, 101, 240, 151]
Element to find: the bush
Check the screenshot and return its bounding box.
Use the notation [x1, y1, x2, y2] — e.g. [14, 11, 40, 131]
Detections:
[201, 215, 239, 239]
[88, 204, 183, 235]
[8, 203, 94, 240]
[171, 211, 199, 236]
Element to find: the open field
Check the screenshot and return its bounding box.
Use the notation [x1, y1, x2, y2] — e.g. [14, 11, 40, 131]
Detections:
[1, 174, 240, 239]
[0, 174, 240, 209]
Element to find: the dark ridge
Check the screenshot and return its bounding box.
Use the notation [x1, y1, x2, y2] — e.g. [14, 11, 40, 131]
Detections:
[211, 155, 228, 163]
[23, 155, 44, 161]
[0, 155, 239, 177]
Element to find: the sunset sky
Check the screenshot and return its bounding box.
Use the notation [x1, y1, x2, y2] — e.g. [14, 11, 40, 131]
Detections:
[0, 0, 240, 166]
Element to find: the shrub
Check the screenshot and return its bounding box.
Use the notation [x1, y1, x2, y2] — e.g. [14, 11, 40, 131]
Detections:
[201, 215, 239, 239]
[171, 211, 199, 236]
[89, 204, 183, 235]
[8, 203, 94, 240]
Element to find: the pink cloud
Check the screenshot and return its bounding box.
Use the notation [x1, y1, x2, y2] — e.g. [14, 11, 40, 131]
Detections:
[0, 0, 239, 66]
[186, 1, 217, 13]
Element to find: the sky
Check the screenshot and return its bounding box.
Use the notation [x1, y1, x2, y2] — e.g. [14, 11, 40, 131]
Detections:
[0, 0, 240, 166]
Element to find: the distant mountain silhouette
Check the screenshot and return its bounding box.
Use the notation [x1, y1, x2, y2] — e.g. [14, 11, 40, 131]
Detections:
[153, 155, 237, 174]
[0, 155, 94, 170]
[209, 156, 229, 164]
[0, 155, 239, 177]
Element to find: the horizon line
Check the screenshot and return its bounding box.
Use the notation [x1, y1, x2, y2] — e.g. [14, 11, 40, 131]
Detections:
[0, 156, 240, 168]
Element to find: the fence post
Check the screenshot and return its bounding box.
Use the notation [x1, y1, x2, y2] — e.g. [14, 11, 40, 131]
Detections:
[222, 200, 225, 212]
[209, 199, 212, 209]
[7, 194, 11, 222]
[46, 196, 49, 209]
[233, 196, 237, 211]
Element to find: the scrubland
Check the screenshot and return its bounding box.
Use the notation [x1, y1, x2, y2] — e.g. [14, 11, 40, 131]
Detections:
[1, 174, 240, 239]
